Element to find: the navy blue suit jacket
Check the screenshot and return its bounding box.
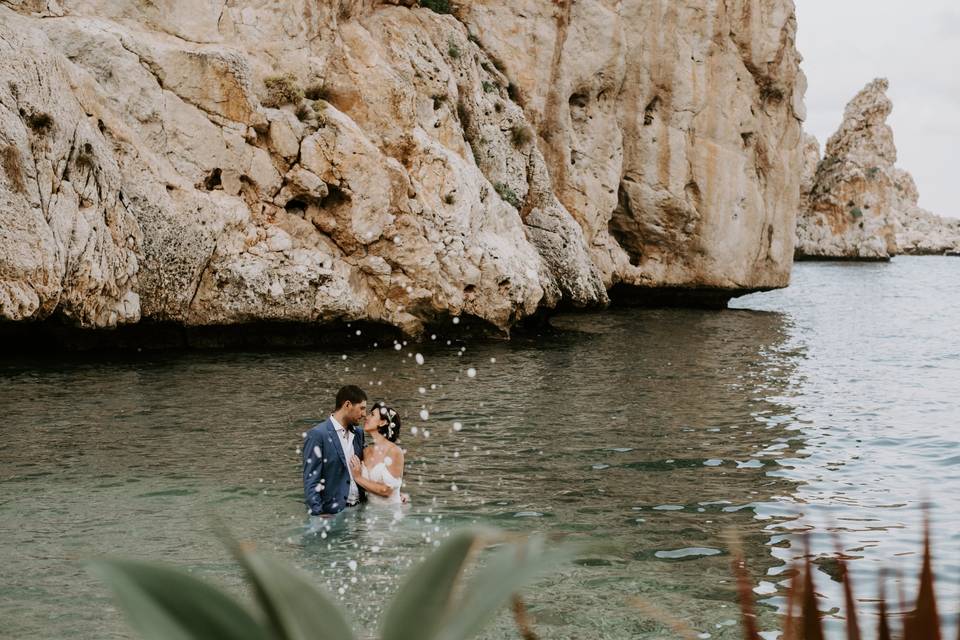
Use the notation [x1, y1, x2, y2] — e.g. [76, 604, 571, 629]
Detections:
[302, 418, 365, 515]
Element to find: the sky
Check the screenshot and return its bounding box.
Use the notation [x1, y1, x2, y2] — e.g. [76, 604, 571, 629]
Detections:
[795, 1, 960, 217]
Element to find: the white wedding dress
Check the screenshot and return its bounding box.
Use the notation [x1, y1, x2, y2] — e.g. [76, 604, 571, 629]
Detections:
[361, 460, 403, 506]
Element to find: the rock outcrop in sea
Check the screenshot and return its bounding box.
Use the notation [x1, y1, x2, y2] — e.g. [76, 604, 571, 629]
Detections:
[1, 1, 805, 340]
[796, 78, 960, 260]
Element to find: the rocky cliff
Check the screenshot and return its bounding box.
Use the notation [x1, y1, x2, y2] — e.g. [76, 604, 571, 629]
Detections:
[796, 78, 959, 260]
[0, 0, 805, 340]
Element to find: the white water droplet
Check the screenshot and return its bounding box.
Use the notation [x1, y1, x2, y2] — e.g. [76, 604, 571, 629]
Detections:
[411, 426, 419, 435]
[452, 422, 463, 431]
[394, 344, 402, 351]
[420, 409, 429, 420]
[452, 317, 460, 325]
[490, 357, 497, 363]
[418, 387, 426, 394]
[415, 353, 425, 365]
[341, 354, 348, 360]
[384, 456, 393, 466]
[348, 560, 357, 571]
[450, 483, 458, 491]
[466, 368, 477, 378]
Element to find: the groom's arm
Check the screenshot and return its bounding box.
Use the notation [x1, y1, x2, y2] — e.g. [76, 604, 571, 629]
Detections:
[302, 430, 325, 515]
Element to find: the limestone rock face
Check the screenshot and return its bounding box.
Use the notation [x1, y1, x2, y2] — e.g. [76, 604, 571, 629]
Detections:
[0, 18, 141, 327]
[1, 0, 806, 337]
[796, 78, 959, 259]
[462, 0, 805, 294]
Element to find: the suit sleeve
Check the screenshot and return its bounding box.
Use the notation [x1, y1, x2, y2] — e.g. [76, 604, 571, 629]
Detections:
[302, 429, 325, 515]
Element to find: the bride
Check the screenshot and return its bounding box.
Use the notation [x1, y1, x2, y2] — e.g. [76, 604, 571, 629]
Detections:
[348, 402, 405, 506]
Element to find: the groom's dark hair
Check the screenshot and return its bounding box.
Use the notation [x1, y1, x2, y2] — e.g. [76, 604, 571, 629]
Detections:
[335, 385, 367, 409]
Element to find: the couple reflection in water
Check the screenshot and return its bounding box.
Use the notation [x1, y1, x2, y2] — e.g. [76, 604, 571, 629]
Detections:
[302, 385, 408, 518]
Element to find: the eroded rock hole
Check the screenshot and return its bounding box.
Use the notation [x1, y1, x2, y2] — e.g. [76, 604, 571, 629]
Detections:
[285, 197, 309, 214]
[203, 168, 222, 191]
[643, 96, 660, 126]
[319, 184, 349, 209]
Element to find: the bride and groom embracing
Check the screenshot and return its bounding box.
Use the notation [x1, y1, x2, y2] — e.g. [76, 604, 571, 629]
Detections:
[302, 385, 407, 516]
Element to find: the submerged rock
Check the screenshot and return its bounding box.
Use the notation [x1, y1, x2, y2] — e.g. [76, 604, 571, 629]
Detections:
[796, 78, 959, 259]
[0, 1, 806, 339]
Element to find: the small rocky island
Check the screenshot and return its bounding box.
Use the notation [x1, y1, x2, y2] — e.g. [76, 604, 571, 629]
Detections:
[795, 78, 960, 260]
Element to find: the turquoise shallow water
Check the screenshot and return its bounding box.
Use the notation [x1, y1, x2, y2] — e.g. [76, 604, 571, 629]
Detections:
[1, 257, 958, 639]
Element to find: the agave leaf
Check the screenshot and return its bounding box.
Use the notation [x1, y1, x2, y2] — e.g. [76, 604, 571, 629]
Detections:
[436, 533, 576, 640]
[729, 544, 760, 640]
[801, 545, 825, 640]
[836, 555, 861, 640]
[781, 559, 802, 640]
[511, 596, 538, 640]
[380, 528, 489, 640]
[88, 559, 270, 640]
[911, 524, 942, 640]
[227, 536, 356, 640]
[877, 571, 892, 640]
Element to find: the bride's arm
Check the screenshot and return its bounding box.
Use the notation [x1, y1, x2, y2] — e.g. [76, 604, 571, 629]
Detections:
[387, 448, 404, 482]
[348, 455, 394, 498]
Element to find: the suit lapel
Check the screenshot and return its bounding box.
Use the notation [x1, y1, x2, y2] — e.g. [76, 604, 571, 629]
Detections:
[327, 419, 348, 468]
[353, 427, 364, 458]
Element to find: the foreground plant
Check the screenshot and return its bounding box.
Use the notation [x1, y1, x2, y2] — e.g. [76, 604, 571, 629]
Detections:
[89, 527, 571, 640]
[733, 522, 947, 640]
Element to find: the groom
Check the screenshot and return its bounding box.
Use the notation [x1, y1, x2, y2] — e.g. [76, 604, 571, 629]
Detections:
[302, 385, 367, 516]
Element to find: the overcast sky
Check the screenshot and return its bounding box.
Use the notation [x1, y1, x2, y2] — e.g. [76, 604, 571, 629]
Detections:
[795, 1, 959, 217]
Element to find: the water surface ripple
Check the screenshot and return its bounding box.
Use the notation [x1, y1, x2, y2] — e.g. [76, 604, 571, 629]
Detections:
[1, 257, 957, 639]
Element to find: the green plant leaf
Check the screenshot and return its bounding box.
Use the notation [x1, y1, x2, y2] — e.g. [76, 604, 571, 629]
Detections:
[88, 559, 269, 640]
[380, 528, 491, 640]
[437, 534, 576, 640]
[229, 540, 356, 640]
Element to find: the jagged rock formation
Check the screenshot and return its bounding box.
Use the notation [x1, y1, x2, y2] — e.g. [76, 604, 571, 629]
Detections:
[796, 78, 959, 259]
[1, 0, 805, 339]
[892, 169, 960, 256]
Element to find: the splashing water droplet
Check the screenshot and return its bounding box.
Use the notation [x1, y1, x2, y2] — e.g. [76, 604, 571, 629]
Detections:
[348, 560, 357, 571]
[420, 409, 429, 420]
[450, 483, 458, 491]
[452, 317, 460, 325]
[452, 422, 463, 431]
[341, 354, 347, 360]
[394, 344, 402, 351]
[418, 387, 426, 395]
[466, 368, 477, 378]
[415, 353, 425, 365]
[411, 426, 419, 435]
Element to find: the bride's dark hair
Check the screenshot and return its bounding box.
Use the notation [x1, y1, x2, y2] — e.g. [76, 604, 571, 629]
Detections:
[371, 402, 401, 443]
